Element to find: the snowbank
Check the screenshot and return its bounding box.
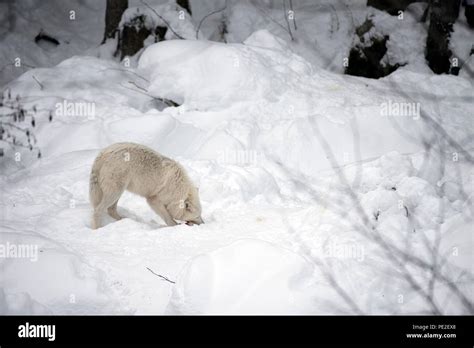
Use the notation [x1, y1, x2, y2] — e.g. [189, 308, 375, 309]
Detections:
[0, 288, 50, 314]
[138, 30, 312, 109]
[0, 0, 106, 87]
[138, 31, 472, 175]
[1, 21, 472, 315]
[0, 233, 118, 314]
[167, 239, 317, 314]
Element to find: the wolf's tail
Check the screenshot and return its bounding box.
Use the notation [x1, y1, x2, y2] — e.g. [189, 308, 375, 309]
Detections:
[89, 159, 103, 208]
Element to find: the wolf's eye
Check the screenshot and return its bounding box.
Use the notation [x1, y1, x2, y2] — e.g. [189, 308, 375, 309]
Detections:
[185, 201, 190, 210]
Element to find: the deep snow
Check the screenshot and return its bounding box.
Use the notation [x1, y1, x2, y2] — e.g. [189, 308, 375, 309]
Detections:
[1, 2, 473, 315]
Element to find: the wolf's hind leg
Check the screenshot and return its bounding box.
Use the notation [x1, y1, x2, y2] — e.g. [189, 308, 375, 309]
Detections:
[92, 210, 102, 230]
[93, 189, 124, 229]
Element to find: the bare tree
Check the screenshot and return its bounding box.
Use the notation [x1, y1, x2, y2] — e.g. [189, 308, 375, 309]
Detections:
[425, 0, 462, 74]
[103, 0, 128, 43]
[195, 1, 228, 40]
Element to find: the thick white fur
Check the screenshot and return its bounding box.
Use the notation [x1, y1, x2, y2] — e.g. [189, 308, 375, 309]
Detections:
[89, 142, 203, 229]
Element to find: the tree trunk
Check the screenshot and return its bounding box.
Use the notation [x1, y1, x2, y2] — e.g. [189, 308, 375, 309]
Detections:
[103, 0, 128, 43]
[425, 0, 461, 74]
[345, 19, 402, 79]
[367, 0, 420, 15]
[177, 0, 192, 15]
[120, 25, 150, 59]
[465, 0, 474, 28]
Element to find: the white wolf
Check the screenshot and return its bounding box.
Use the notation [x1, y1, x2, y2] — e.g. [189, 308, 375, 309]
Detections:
[89, 142, 203, 229]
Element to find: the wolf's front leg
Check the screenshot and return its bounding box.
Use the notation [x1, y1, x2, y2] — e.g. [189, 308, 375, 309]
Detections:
[146, 196, 177, 226]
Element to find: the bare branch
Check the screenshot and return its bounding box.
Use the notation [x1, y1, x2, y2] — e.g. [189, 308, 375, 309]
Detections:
[289, 0, 297, 31]
[32, 75, 44, 90]
[98, 68, 150, 82]
[253, 2, 292, 40]
[120, 82, 179, 107]
[282, 0, 294, 41]
[146, 266, 176, 284]
[195, 0, 227, 39]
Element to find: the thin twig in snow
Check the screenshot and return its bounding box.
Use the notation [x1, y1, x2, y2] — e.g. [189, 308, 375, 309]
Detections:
[120, 83, 179, 107]
[32, 75, 44, 90]
[127, 81, 148, 92]
[98, 68, 150, 82]
[146, 266, 176, 284]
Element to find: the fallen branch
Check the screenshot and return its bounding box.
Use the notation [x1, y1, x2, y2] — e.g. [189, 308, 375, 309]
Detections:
[146, 266, 176, 284]
[32, 75, 44, 90]
[98, 68, 150, 83]
[128, 80, 148, 92]
[121, 82, 179, 107]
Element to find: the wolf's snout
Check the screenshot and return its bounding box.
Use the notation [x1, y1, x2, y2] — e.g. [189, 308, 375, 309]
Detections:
[186, 217, 204, 226]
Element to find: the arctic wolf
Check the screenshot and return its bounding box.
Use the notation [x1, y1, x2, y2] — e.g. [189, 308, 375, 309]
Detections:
[89, 142, 203, 229]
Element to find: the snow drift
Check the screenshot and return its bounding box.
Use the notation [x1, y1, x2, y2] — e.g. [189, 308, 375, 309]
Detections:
[1, 27, 472, 314]
[166, 239, 317, 314]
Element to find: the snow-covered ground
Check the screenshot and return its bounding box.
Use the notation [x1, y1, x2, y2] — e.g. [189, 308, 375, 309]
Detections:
[1, 1, 473, 315]
[0, 0, 106, 87]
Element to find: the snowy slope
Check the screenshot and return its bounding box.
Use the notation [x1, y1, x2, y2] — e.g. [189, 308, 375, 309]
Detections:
[0, 0, 107, 87]
[1, 30, 473, 314]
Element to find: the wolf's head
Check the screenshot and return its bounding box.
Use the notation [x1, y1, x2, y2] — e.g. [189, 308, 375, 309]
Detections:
[171, 187, 203, 225]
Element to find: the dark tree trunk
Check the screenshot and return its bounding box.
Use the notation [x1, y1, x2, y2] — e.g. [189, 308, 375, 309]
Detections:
[367, 0, 421, 15]
[465, 2, 474, 28]
[119, 20, 168, 59]
[177, 0, 192, 15]
[346, 35, 401, 78]
[425, 0, 461, 74]
[345, 19, 402, 79]
[120, 25, 151, 59]
[155, 26, 168, 41]
[103, 0, 128, 43]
